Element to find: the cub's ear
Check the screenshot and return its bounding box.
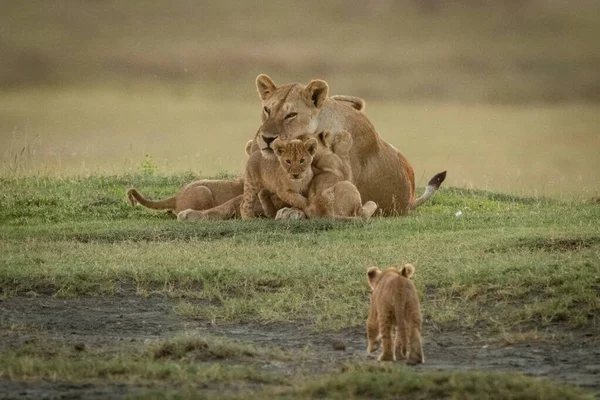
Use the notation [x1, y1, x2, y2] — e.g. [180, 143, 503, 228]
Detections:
[317, 131, 333, 148]
[273, 138, 284, 157]
[401, 264, 415, 278]
[256, 74, 277, 101]
[304, 137, 318, 156]
[367, 266, 381, 289]
[302, 79, 329, 109]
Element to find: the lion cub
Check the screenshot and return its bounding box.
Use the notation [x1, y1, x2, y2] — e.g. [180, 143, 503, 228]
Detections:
[266, 131, 377, 219]
[240, 137, 317, 218]
[366, 264, 424, 364]
[304, 130, 377, 219]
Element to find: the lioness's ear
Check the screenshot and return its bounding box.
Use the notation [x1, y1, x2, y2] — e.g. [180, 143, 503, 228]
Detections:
[256, 74, 277, 101]
[245, 140, 254, 156]
[302, 79, 329, 109]
[401, 264, 415, 278]
[367, 266, 381, 289]
[305, 137, 318, 156]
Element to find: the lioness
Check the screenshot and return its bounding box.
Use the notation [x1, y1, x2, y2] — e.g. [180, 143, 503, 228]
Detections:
[178, 75, 445, 221]
[253, 74, 446, 215]
[240, 137, 317, 219]
[366, 264, 424, 364]
[266, 131, 377, 219]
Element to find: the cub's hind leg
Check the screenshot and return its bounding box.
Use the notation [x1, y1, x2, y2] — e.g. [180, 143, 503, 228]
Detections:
[378, 311, 394, 361]
[366, 300, 380, 354]
[179, 185, 216, 213]
[407, 324, 424, 365]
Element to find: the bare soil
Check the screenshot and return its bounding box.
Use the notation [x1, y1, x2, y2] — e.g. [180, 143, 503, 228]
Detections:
[1, 295, 598, 399]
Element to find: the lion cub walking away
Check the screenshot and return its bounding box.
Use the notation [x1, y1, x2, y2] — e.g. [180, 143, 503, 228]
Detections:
[366, 264, 424, 364]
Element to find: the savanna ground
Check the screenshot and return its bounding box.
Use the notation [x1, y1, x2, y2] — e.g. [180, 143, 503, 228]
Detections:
[0, 174, 599, 399]
[1, 0, 599, 398]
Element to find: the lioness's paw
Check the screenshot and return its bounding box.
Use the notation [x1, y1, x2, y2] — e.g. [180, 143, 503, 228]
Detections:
[361, 201, 378, 218]
[177, 209, 202, 222]
[275, 207, 307, 220]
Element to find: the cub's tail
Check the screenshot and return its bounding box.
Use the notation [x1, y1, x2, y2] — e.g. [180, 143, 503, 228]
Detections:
[410, 171, 447, 209]
[400, 264, 415, 278]
[126, 188, 177, 211]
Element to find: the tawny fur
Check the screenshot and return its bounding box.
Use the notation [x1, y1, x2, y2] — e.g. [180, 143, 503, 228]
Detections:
[240, 138, 317, 219]
[272, 131, 377, 219]
[253, 74, 446, 216]
[127, 179, 245, 216]
[366, 264, 424, 365]
[176, 139, 283, 221]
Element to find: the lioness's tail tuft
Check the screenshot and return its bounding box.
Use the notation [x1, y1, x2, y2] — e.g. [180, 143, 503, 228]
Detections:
[410, 170, 447, 209]
[400, 264, 415, 278]
[428, 170, 447, 189]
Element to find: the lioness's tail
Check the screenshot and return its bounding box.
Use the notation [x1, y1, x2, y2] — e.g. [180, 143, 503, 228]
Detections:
[126, 188, 177, 211]
[400, 264, 415, 278]
[410, 171, 447, 209]
[330, 95, 366, 112]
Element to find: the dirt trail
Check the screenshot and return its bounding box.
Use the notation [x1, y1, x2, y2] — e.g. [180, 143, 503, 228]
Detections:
[1, 296, 598, 399]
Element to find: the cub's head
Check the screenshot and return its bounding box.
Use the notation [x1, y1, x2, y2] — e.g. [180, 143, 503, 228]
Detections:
[367, 264, 416, 290]
[273, 137, 317, 181]
[255, 74, 329, 158]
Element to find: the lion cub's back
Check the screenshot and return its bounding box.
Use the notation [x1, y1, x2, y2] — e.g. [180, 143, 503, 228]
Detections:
[373, 271, 418, 307]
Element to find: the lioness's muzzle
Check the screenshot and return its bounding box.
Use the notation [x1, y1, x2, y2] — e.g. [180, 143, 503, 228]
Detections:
[262, 135, 277, 148]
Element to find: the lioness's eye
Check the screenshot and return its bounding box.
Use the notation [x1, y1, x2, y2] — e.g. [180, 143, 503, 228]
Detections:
[285, 159, 291, 165]
[285, 112, 297, 119]
[300, 159, 305, 164]
[263, 106, 270, 115]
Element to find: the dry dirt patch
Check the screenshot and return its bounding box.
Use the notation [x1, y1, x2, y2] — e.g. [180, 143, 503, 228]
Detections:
[1, 295, 598, 399]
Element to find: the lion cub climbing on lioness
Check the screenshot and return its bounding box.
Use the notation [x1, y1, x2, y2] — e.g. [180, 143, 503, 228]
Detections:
[241, 137, 317, 218]
[366, 264, 424, 364]
[266, 131, 377, 219]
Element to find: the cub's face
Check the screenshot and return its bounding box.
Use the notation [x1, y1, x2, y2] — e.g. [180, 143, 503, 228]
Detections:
[273, 138, 317, 181]
[255, 74, 329, 158]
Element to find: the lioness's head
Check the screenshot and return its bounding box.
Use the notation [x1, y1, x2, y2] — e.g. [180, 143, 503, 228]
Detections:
[255, 74, 328, 158]
[272, 137, 317, 181]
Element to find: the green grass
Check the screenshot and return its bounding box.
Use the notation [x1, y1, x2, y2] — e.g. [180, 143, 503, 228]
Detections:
[1, 174, 598, 333]
[2, 335, 591, 400]
[1, 89, 598, 198]
[1, 173, 598, 397]
[273, 365, 593, 400]
[0, 335, 287, 387]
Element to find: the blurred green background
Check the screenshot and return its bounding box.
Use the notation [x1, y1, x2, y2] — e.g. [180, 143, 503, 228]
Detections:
[1, 0, 598, 197]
